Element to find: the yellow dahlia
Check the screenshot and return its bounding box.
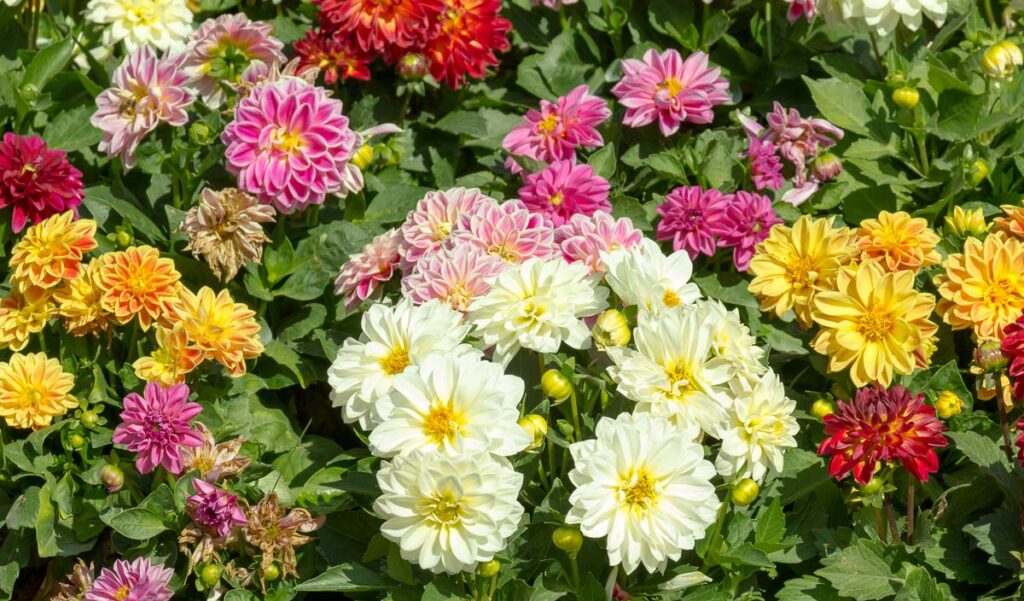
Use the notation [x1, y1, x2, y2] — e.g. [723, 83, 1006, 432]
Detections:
[993, 204, 1024, 239]
[944, 206, 988, 238]
[856, 210, 940, 273]
[748, 215, 858, 328]
[133, 324, 205, 386]
[176, 286, 263, 376]
[10, 212, 97, 291]
[935, 233, 1024, 339]
[0, 287, 54, 351]
[98, 246, 183, 331]
[811, 261, 937, 388]
[0, 352, 77, 430]
[54, 259, 114, 337]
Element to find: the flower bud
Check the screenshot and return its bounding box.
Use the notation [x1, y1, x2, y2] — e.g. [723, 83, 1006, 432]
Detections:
[975, 339, 1008, 373]
[518, 414, 548, 451]
[811, 152, 843, 182]
[859, 476, 884, 496]
[811, 398, 835, 420]
[351, 144, 374, 171]
[891, 86, 920, 109]
[968, 159, 989, 186]
[100, 464, 124, 493]
[115, 230, 133, 249]
[477, 559, 500, 578]
[188, 122, 214, 146]
[397, 53, 428, 81]
[68, 434, 87, 449]
[552, 527, 583, 557]
[944, 206, 988, 237]
[541, 369, 572, 403]
[731, 478, 759, 506]
[592, 309, 631, 349]
[19, 83, 39, 104]
[81, 410, 100, 429]
[935, 390, 964, 419]
[200, 563, 222, 586]
[982, 40, 1023, 78]
[262, 563, 280, 582]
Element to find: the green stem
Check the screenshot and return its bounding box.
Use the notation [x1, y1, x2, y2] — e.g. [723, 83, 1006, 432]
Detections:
[536, 457, 551, 490]
[568, 387, 582, 442]
[703, 499, 730, 567]
[915, 133, 930, 177]
[906, 481, 915, 544]
[869, 32, 884, 72]
[765, 1, 773, 63]
[983, 0, 997, 28]
[569, 556, 581, 592]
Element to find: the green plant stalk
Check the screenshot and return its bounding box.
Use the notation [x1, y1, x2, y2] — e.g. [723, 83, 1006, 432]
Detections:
[536, 456, 551, 490]
[569, 555, 581, 592]
[568, 387, 582, 442]
[984, 0, 997, 28]
[915, 133, 930, 177]
[906, 480, 915, 544]
[765, 1, 773, 63]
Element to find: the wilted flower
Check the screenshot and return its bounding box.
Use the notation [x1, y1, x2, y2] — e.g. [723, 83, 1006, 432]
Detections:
[0, 352, 77, 430]
[183, 13, 285, 106]
[518, 161, 611, 227]
[0, 133, 84, 233]
[113, 382, 203, 474]
[187, 478, 247, 538]
[10, 211, 97, 291]
[52, 559, 94, 601]
[181, 188, 275, 281]
[748, 137, 784, 191]
[502, 85, 611, 163]
[656, 185, 729, 259]
[179, 421, 251, 481]
[84, 0, 192, 52]
[83, 557, 173, 601]
[335, 229, 402, 312]
[243, 493, 324, 583]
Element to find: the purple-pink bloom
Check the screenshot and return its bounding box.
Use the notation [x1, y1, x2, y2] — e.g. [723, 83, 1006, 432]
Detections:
[502, 85, 611, 163]
[785, 0, 817, 22]
[187, 478, 247, 538]
[741, 102, 843, 185]
[656, 185, 729, 259]
[113, 382, 203, 475]
[518, 161, 611, 227]
[335, 228, 402, 311]
[222, 76, 358, 213]
[184, 13, 286, 107]
[556, 210, 643, 274]
[712, 191, 781, 272]
[83, 557, 173, 601]
[91, 47, 194, 170]
[0, 133, 84, 233]
[748, 137, 784, 191]
[401, 244, 506, 313]
[398, 187, 495, 270]
[453, 199, 557, 264]
[612, 49, 730, 136]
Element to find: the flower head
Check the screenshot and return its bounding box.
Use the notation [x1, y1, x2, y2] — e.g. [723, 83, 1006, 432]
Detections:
[398, 187, 494, 268]
[715, 372, 798, 482]
[10, 211, 97, 291]
[113, 382, 203, 474]
[84, 0, 192, 52]
[748, 137, 784, 191]
[712, 191, 781, 272]
[602, 238, 702, 317]
[183, 13, 285, 107]
[179, 422, 250, 481]
[83, 557, 173, 601]
[856, 210, 940, 273]
[98, 246, 182, 331]
[133, 324, 205, 386]
[0, 287, 54, 351]
[422, 0, 512, 88]
[935, 233, 1024, 339]
[502, 85, 611, 163]
[315, 0, 442, 53]
[294, 28, 372, 85]
[818, 385, 947, 484]
[1001, 312, 1024, 403]
[945, 205, 988, 237]
[187, 478, 247, 538]
[829, 0, 947, 35]
[243, 493, 324, 582]
[176, 286, 264, 376]
[518, 161, 611, 227]
[656, 185, 729, 259]
[785, 0, 817, 22]
[335, 229, 402, 311]
[54, 259, 114, 337]
[556, 210, 643, 274]
[762, 102, 844, 171]
[612, 49, 730, 136]
[400, 245, 505, 313]
[181, 187, 276, 281]
[0, 133, 84, 233]
[687, 299, 766, 392]
[993, 204, 1024, 239]
[0, 352, 77, 430]
[453, 200, 557, 264]
[53, 560, 94, 601]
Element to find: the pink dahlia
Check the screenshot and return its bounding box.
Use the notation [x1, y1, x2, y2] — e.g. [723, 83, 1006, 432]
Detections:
[656, 186, 729, 259]
[398, 187, 495, 270]
[183, 13, 286, 107]
[112, 382, 203, 475]
[83, 557, 173, 601]
[401, 245, 505, 312]
[748, 138, 784, 191]
[222, 76, 358, 213]
[187, 478, 247, 538]
[91, 47, 194, 170]
[556, 211, 643, 274]
[0, 134, 84, 233]
[531, 0, 578, 6]
[740, 102, 843, 184]
[611, 49, 730, 136]
[785, 0, 817, 22]
[502, 85, 611, 163]
[518, 161, 611, 227]
[712, 191, 781, 272]
[335, 228, 401, 311]
[453, 199, 557, 264]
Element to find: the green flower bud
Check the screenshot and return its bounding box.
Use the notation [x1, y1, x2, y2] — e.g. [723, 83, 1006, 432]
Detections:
[200, 563, 222, 586]
[859, 476, 884, 496]
[891, 87, 920, 109]
[552, 526, 583, 557]
[262, 563, 280, 582]
[100, 464, 124, 493]
[811, 399, 835, 420]
[81, 410, 100, 429]
[69, 434, 87, 449]
[541, 369, 572, 403]
[731, 478, 759, 506]
[477, 559, 500, 578]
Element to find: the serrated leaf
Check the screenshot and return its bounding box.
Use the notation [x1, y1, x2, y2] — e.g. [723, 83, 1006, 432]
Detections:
[42, 106, 102, 153]
[816, 539, 901, 600]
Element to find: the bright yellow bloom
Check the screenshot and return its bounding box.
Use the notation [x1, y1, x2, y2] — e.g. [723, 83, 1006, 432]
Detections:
[133, 324, 205, 386]
[935, 233, 1024, 339]
[98, 246, 183, 331]
[0, 352, 77, 430]
[748, 215, 858, 328]
[53, 259, 114, 337]
[811, 261, 937, 387]
[856, 210, 940, 273]
[10, 212, 97, 291]
[0, 286, 54, 351]
[993, 204, 1024, 239]
[175, 286, 263, 377]
[944, 206, 988, 237]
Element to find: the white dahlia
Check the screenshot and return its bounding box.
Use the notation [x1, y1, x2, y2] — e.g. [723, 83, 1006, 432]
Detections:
[686, 299, 766, 393]
[715, 371, 799, 483]
[825, 0, 947, 35]
[375, 448, 524, 574]
[601, 239, 701, 319]
[566, 412, 720, 575]
[85, 0, 193, 52]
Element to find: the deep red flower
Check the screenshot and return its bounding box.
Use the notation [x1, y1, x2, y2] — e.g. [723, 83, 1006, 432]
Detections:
[314, 0, 442, 54]
[0, 133, 83, 233]
[421, 0, 511, 88]
[294, 29, 373, 84]
[817, 385, 948, 484]
[1001, 310, 1024, 401]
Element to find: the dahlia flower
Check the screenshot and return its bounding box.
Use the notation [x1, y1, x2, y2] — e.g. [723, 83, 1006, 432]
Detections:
[612, 49, 730, 136]
[179, 422, 250, 481]
[10, 211, 97, 291]
[400, 245, 505, 312]
[828, 0, 947, 35]
[294, 28, 372, 85]
[740, 103, 843, 187]
[398, 187, 494, 268]
[183, 13, 286, 107]
[556, 210, 643, 274]
[83, 557, 173, 601]
[785, 0, 817, 22]
[54, 260, 114, 337]
[688, 298, 766, 392]
[132, 324, 204, 386]
[187, 478, 247, 538]
[935, 233, 1024, 339]
[818, 385, 947, 484]
[502, 85, 611, 163]
[467, 258, 608, 365]
[945, 205, 989, 238]
[856, 210, 941, 274]
[175, 286, 264, 376]
[243, 493, 323, 583]
[993, 204, 1024, 239]
[98, 246, 182, 331]
[0, 133, 84, 233]
[181, 187, 275, 281]
[113, 382, 203, 474]
[335, 229, 402, 311]
[1004, 314, 1024, 403]
[422, 0, 512, 88]
[531, 0, 578, 6]
[375, 447, 524, 574]
[567, 412, 720, 575]
[453, 200, 557, 264]
[716, 372, 799, 482]
[712, 191, 781, 272]
[222, 76, 358, 212]
[314, 0, 441, 53]
[602, 238, 701, 317]
[656, 185, 729, 259]
[0, 287, 54, 352]
[0, 352, 77, 430]
[518, 161, 611, 226]
[748, 137, 784, 191]
[84, 0, 192, 52]
[328, 299, 474, 430]
[53, 559, 94, 601]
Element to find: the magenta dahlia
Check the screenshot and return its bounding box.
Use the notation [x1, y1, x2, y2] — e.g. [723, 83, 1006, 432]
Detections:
[502, 85, 611, 163]
[0, 134, 84, 233]
[83, 558, 173, 601]
[655, 185, 729, 259]
[187, 478, 247, 538]
[713, 191, 781, 272]
[518, 161, 611, 227]
[112, 382, 203, 474]
[748, 137, 784, 191]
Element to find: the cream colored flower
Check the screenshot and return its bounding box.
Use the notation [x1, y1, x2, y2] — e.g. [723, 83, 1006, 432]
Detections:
[85, 0, 193, 52]
[715, 371, 799, 483]
[601, 239, 701, 318]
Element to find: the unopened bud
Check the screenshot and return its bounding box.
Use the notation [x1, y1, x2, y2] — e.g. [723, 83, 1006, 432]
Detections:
[811, 398, 835, 420]
[518, 414, 547, 451]
[968, 159, 989, 187]
[935, 390, 964, 419]
[100, 464, 124, 493]
[982, 40, 1023, 78]
[351, 144, 374, 171]
[188, 122, 214, 146]
[859, 476, 884, 496]
[592, 309, 631, 349]
[812, 152, 843, 182]
[115, 230, 132, 249]
[552, 526, 583, 556]
[975, 339, 1008, 373]
[891, 87, 920, 109]
[477, 559, 500, 578]
[541, 369, 572, 403]
[731, 478, 759, 506]
[397, 53, 428, 81]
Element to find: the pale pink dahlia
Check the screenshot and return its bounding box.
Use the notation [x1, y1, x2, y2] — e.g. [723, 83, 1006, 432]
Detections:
[518, 161, 611, 227]
[502, 85, 611, 163]
[83, 558, 173, 601]
[612, 49, 730, 136]
[453, 200, 557, 264]
[184, 13, 286, 107]
[656, 185, 729, 259]
[91, 47, 194, 169]
[531, 0, 578, 6]
[187, 478, 247, 538]
[335, 228, 401, 311]
[222, 76, 358, 213]
[712, 191, 781, 272]
[748, 137, 784, 191]
[0, 134, 84, 233]
[398, 187, 495, 269]
[401, 245, 505, 312]
[112, 382, 203, 474]
[556, 211, 643, 274]
[740, 102, 843, 185]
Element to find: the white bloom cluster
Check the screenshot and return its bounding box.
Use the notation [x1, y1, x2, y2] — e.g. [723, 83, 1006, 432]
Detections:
[821, 0, 947, 35]
[84, 0, 193, 52]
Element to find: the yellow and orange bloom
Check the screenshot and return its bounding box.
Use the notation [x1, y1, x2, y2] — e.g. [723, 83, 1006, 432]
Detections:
[944, 206, 988, 238]
[934, 233, 1024, 340]
[856, 210, 940, 274]
[811, 261, 938, 388]
[54, 259, 114, 337]
[748, 215, 858, 328]
[176, 286, 263, 377]
[0, 352, 77, 430]
[133, 324, 205, 386]
[9, 212, 97, 291]
[98, 246, 183, 331]
[0, 286, 54, 351]
[993, 204, 1024, 239]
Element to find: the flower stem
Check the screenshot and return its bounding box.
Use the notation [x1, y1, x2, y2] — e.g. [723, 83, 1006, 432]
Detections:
[765, 1, 773, 63]
[884, 494, 899, 544]
[984, 0, 997, 28]
[869, 32, 884, 72]
[569, 555, 581, 592]
[568, 387, 582, 442]
[906, 481, 915, 544]
[876, 506, 887, 544]
[536, 456, 551, 490]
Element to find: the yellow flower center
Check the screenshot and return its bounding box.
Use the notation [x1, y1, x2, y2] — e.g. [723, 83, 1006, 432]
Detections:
[434, 221, 452, 240]
[192, 455, 214, 474]
[422, 401, 461, 445]
[985, 276, 1021, 309]
[428, 493, 462, 525]
[114, 585, 131, 601]
[785, 255, 818, 290]
[488, 243, 518, 263]
[857, 306, 894, 342]
[126, 0, 158, 24]
[662, 289, 681, 308]
[271, 128, 303, 155]
[664, 362, 697, 401]
[620, 469, 658, 513]
[444, 283, 471, 313]
[658, 77, 685, 97]
[379, 347, 411, 376]
[538, 113, 559, 135]
[548, 193, 564, 206]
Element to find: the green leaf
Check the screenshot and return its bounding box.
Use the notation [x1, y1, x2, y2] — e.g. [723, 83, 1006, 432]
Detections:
[893, 566, 954, 601]
[755, 498, 785, 547]
[42, 106, 102, 153]
[21, 34, 75, 93]
[816, 539, 901, 600]
[695, 274, 759, 309]
[81, 186, 166, 242]
[294, 563, 393, 592]
[803, 77, 872, 137]
[34, 480, 59, 558]
[777, 576, 840, 601]
[262, 340, 308, 388]
[103, 508, 168, 540]
[946, 431, 1019, 498]
[963, 510, 1024, 570]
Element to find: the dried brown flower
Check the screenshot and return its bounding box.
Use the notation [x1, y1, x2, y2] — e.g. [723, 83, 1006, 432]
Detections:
[243, 493, 324, 586]
[181, 188, 274, 281]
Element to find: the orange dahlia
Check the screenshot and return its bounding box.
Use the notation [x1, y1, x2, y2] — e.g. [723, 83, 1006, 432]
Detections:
[993, 204, 1024, 238]
[98, 246, 183, 331]
[856, 210, 940, 273]
[53, 259, 114, 337]
[9, 211, 97, 291]
[133, 324, 205, 386]
[0, 286, 54, 351]
[0, 352, 77, 430]
[315, 0, 442, 53]
[423, 0, 512, 88]
[176, 287, 263, 376]
[935, 233, 1024, 339]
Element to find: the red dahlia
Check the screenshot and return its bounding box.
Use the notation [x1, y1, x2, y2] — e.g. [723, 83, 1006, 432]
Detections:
[423, 0, 511, 88]
[817, 385, 948, 484]
[1001, 311, 1024, 401]
[294, 29, 373, 85]
[1015, 417, 1024, 468]
[0, 133, 84, 233]
[315, 0, 443, 54]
